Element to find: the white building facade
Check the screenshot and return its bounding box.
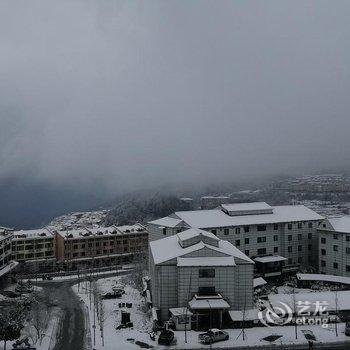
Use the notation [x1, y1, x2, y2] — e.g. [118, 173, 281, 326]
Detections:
[318, 216, 350, 276]
[149, 228, 254, 328]
[148, 202, 324, 272]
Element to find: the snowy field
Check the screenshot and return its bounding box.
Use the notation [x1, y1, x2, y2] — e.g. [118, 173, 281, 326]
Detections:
[72, 276, 154, 350]
[72, 276, 350, 350]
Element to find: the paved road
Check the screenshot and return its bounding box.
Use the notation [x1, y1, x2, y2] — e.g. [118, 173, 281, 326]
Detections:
[40, 281, 87, 350]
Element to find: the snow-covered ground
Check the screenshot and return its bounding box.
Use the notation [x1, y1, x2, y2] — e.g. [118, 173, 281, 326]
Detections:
[72, 276, 350, 349]
[73, 276, 153, 350]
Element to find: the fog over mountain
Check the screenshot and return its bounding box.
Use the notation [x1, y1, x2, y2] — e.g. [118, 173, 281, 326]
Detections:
[1, 1, 350, 227]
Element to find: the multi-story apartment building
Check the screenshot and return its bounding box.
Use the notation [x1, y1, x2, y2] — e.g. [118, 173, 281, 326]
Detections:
[318, 216, 350, 276]
[0, 226, 16, 283]
[149, 228, 254, 328]
[148, 202, 324, 273]
[11, 224, 148, 273]
[55, 224, 148, 270]
[12, 228, 56, 273]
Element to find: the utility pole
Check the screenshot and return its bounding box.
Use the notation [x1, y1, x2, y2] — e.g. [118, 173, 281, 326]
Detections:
[335, 290, 338, 337]
[293, 287, 298, 339]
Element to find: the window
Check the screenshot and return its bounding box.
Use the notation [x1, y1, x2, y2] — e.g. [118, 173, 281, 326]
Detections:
[308, 222, 313, 228]
[333, 262, 338, 269]
[162, 227, 166, 235]
[274, 246, 278, 253]
[235, 240, 240, 247]
[211, 229, 217, 235]
[333, 245, 338, 252]
[288, 258, 293, 265]
[308, 233, 312, 239]
[321, 260, 326, 267]
[273, 224, 279, 230]
[347, 236, 350, 242]
[333, 234, 339, 240]
[298, 257, 303, 263]
[257, 237, 266, 243]
[346, 247, 350, 254]
[321, 237, 326, 244]
[298, 223, 302, 229]
[199, 269, 215, 278]
[308, 244, 312, 251]
[257, 248, 266, 255]
[257, 225, 266, 231]
[245, 250, 249, 256]
[322, 223, 326, 228]
[298, 245, 302, 252]
[288, 246, 292, 253]
[274, 235, 278, 241]
[224, 228, 229, 235]
[245, 238, 249, 244]
[288, 223, 293, 230]
[235, 227, 241, 234]
[288, 235, 292, 241]
[244, 226, 250, 233]
[298, 234, 302, 240]
[347, 265, 350, 272]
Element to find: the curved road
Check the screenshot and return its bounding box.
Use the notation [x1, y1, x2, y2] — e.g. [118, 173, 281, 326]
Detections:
[40, 281, 87, 350]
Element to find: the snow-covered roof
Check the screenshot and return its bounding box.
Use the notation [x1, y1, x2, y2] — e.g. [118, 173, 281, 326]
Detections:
[189, 296, 230, 310]
[221, 202, 272, 212]
[13, 228, 54, 240]
[148, 217, 185, 228]
[0, 261, 18, 277]
[177, 228, 219, 242]
[254, 255, 287, 264]
[328, 216, 350, 233]
[169, 308, 193, 316]
[170, 205, 323, 229]
[177, 257, 235, 267]
[297, 273, 350, 285]
[229, 309, 259, 321]
[253, 277, 267, 288]
[57, 224, 146, 239]
[149, 229, 253, 265]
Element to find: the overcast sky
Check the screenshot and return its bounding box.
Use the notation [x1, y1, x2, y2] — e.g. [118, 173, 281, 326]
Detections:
[1, 0, 350, 193]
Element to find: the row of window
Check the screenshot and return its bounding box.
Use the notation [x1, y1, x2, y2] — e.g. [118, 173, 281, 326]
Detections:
[321, 235, 350, 244]
[320, 260, 350, 271]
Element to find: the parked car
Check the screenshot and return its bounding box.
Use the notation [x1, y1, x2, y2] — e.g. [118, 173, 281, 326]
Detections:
[199, 329, 229, 344]
[158, 330, 174, 345]
[345, 321, 350, 336]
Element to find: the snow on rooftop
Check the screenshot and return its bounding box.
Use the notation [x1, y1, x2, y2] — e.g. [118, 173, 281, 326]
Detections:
[189, 296, 230, 310]
[13, 228, 53, 239]
[297, 273, 350, 285]
[0, 261, 18, 277]
[177, 256, 235, 267]
[149, 230, 253, 265]
[254, 255, 287, 263]
[172, 205, 323, 229]
[328, 216, 350, 233]
[148, 216, 185, 228]
[221, 202, 272, 212]
[253, 277, 267, 288]
[177, 228, 219, 242]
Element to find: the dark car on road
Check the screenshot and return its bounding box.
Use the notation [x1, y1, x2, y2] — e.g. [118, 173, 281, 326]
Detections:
[158, 330, 174, 345]
[102, 291, 123, 299]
